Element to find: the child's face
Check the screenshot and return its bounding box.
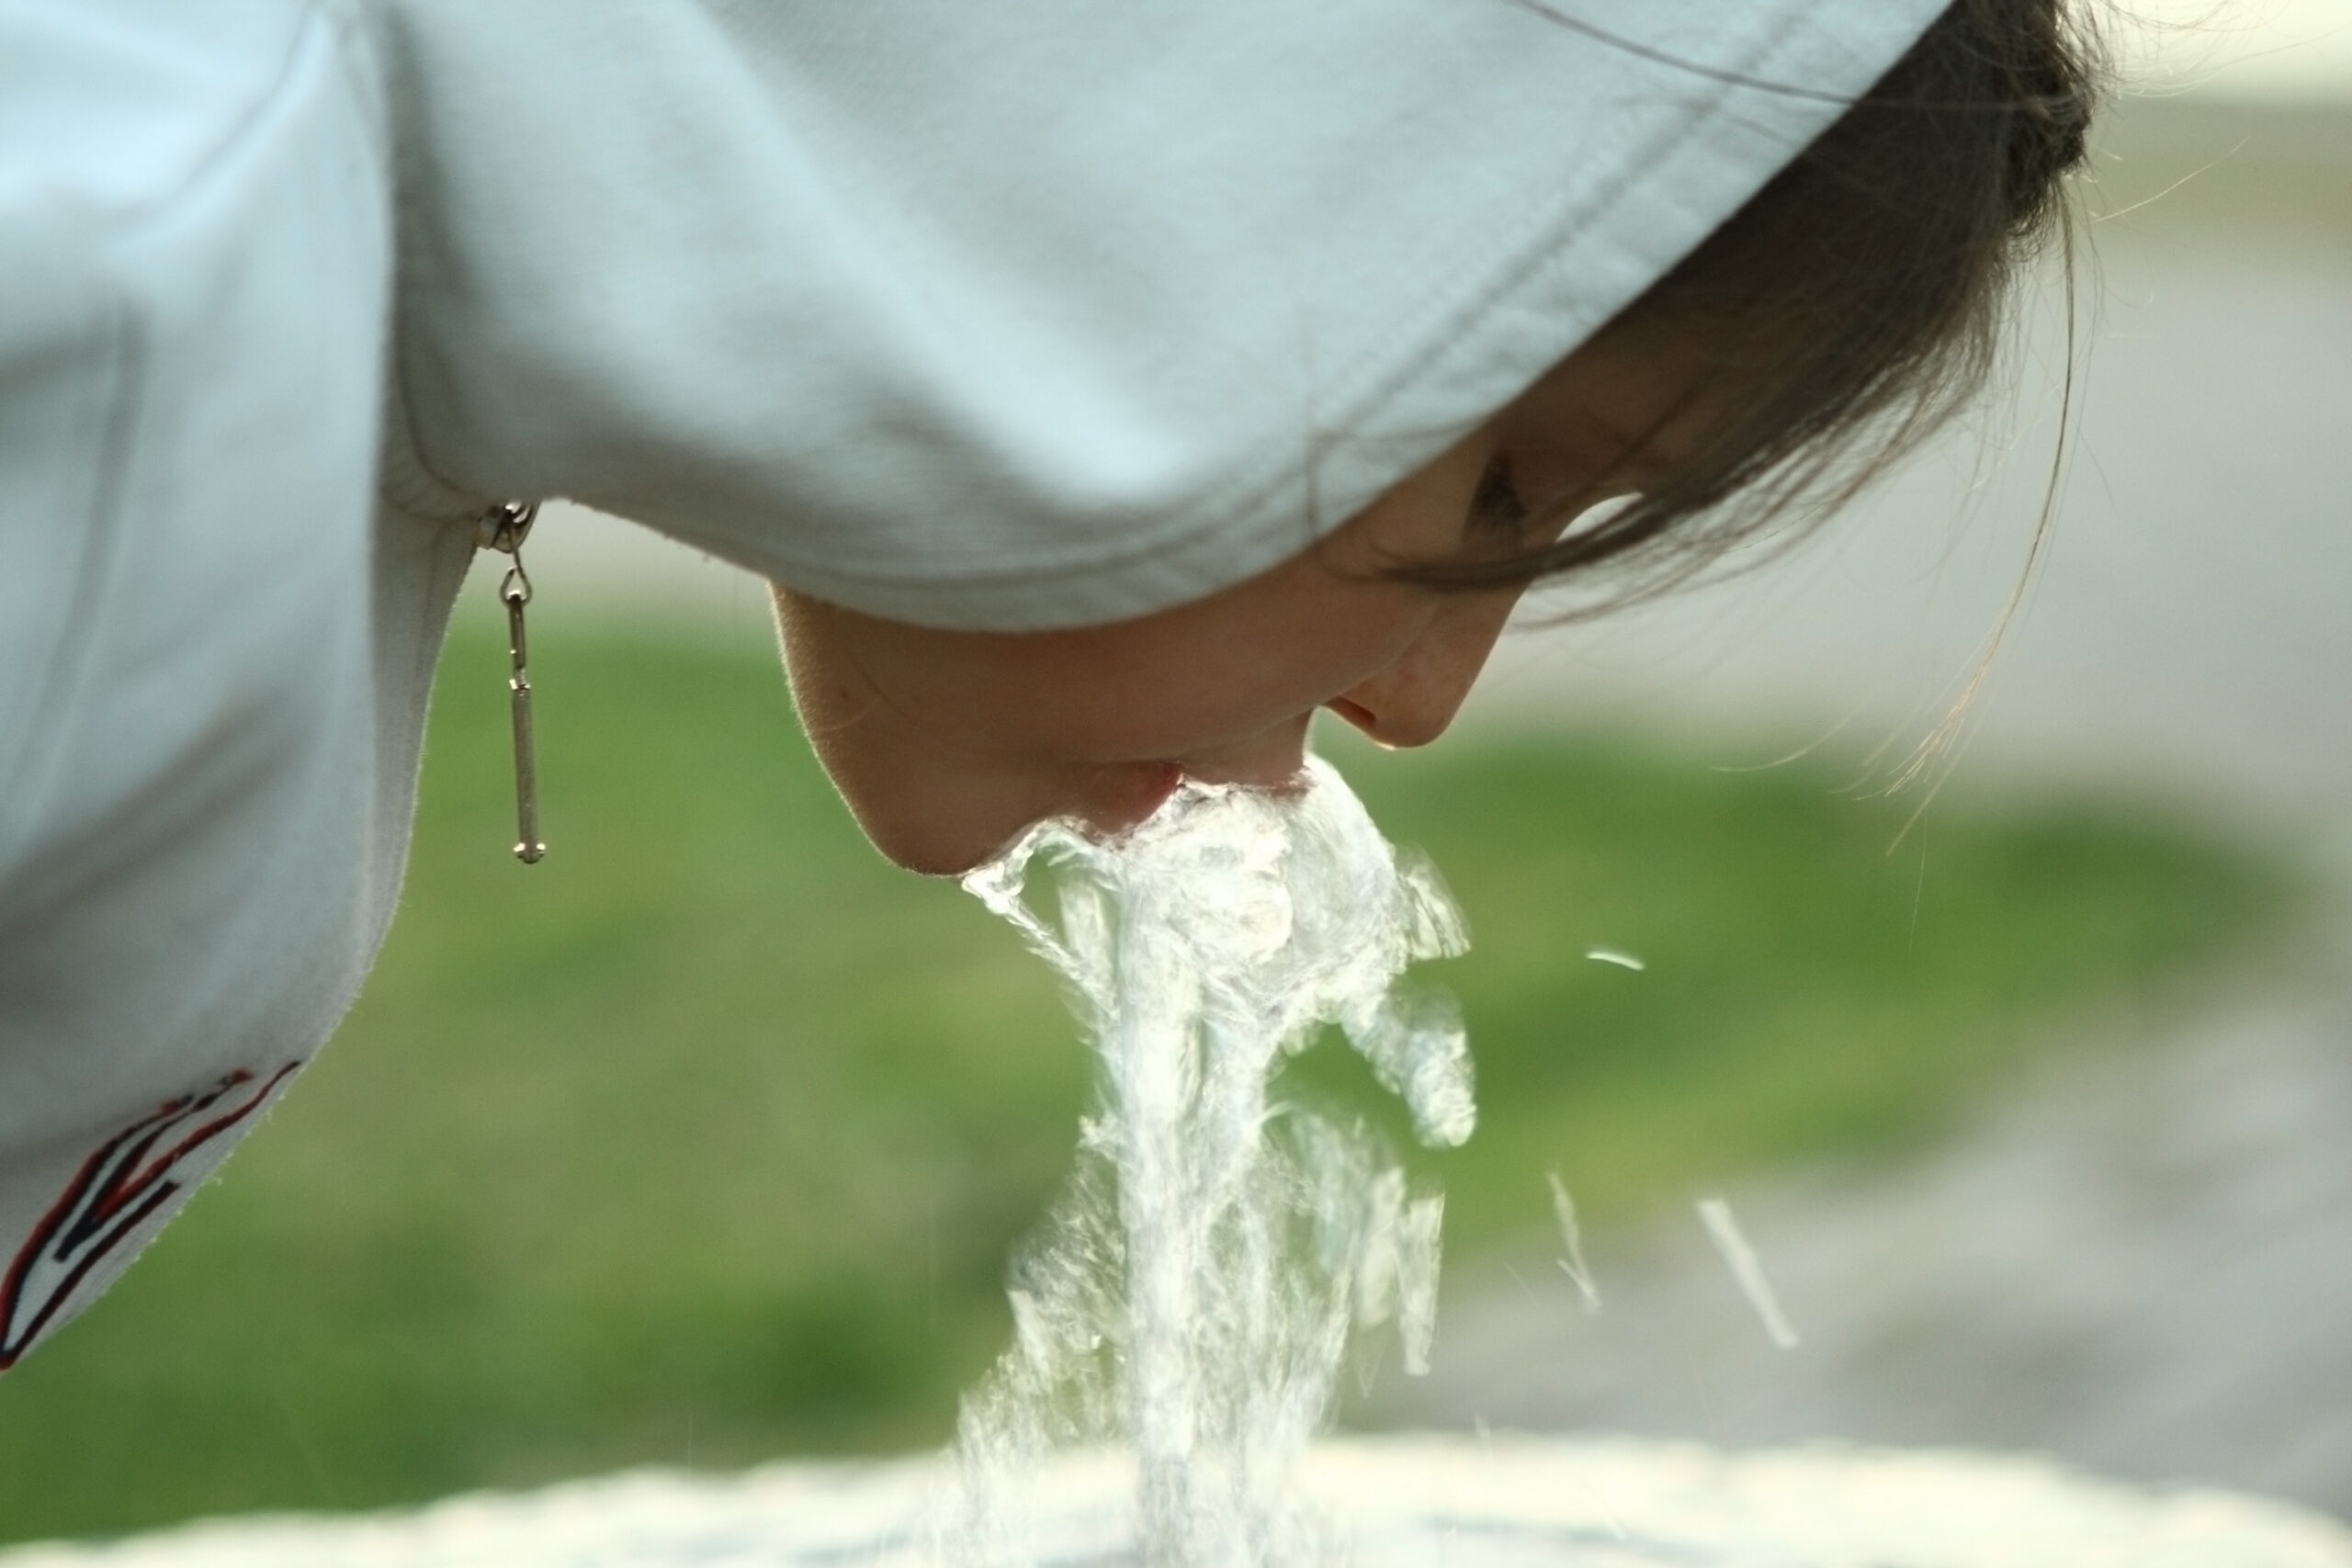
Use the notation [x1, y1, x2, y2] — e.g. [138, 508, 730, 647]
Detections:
[775, 316, 1720, 874]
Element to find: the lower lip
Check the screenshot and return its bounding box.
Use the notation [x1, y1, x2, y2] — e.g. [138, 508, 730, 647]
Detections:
[1129, 761, 1187, 818]
[1084, 762, 1184, 838]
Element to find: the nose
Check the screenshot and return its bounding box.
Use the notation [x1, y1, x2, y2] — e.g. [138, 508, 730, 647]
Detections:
[1325, 592, 1519, 750]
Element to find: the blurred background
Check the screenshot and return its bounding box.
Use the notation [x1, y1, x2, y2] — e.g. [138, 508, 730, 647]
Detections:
[1, 2, 2346, 1547]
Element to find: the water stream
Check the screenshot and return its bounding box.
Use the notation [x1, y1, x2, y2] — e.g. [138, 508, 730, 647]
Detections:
[952, 756, 1475, 1567]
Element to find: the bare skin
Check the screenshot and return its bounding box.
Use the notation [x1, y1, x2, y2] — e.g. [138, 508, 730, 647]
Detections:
[775, 316, 1724, 874]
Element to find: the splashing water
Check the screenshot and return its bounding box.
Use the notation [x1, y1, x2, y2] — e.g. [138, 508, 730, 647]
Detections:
[1696, 1196, 1801, 1351]
[952, 756, 1475, 1567]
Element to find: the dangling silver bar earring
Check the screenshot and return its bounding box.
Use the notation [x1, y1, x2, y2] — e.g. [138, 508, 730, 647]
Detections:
[476, 501, 547, 863]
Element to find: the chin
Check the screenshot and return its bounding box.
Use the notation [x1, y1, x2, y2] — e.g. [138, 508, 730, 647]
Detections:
[854, 766, 1185, 879]
[828, 796, 999, 877]
[865, 826, 1007, 879]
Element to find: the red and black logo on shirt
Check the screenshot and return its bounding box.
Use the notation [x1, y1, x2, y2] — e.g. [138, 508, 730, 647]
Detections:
[1, 1063, 300, 1370]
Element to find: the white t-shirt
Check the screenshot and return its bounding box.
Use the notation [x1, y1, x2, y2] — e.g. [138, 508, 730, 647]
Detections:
[0, 0, 1941, 1365]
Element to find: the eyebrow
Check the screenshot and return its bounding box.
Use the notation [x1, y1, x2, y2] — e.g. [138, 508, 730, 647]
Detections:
[1603, 372, 1733, 482]
[1550, 408, 1694, 502]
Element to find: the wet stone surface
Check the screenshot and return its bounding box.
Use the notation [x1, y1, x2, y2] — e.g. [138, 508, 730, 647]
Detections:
[3, 1437, 2348, 1565]
[1393, 961, 2352, 1520]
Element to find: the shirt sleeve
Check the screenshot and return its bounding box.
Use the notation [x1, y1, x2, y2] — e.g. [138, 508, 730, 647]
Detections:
[0, 0, 411, 1366]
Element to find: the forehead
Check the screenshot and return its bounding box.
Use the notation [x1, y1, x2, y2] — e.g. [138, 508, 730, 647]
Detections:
[1493, 310, 1747, 490]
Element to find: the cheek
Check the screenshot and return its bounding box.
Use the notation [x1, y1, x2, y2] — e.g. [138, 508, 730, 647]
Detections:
[1022, 586, 1438, 761]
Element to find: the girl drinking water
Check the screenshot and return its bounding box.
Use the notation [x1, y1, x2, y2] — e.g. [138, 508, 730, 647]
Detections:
[0, 0, 2094, 1366]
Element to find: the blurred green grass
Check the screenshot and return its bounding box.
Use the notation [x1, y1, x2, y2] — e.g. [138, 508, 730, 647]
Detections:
[0, 623, 2302, 1545]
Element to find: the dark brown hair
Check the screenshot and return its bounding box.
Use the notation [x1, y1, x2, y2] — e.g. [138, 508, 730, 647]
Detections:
[1414, 0, 2103, 604]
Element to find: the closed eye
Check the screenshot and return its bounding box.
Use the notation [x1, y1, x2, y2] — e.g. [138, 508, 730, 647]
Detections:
[1468, 457, 1529, 534]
